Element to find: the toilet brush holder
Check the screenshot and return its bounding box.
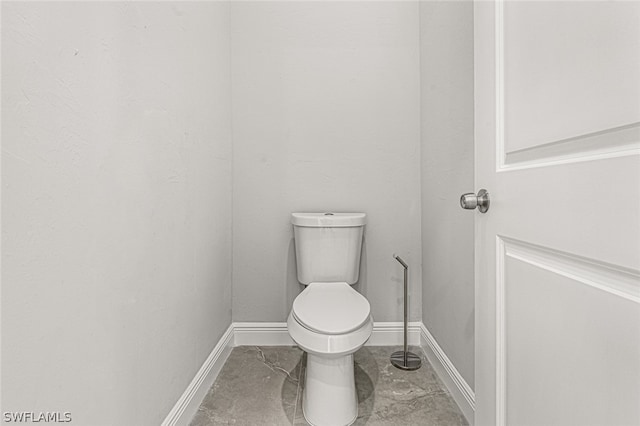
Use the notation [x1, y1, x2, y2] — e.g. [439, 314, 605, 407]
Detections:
[390, 254, 422, 371]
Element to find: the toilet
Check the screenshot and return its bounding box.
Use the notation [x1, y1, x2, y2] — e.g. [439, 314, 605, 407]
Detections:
[287, 212, 373, 426]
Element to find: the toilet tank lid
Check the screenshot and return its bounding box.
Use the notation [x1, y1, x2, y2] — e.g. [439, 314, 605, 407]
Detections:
[291, 212, 366, 227]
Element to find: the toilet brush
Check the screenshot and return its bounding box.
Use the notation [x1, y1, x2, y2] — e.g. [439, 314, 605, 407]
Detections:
[390, 254, 422, 371]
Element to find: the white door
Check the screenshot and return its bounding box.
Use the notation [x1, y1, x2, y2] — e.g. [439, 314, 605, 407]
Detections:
[473, 1, 640, 425]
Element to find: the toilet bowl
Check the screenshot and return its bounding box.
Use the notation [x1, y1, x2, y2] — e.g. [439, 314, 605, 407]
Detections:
[288, 282, 373, 426]
[287, 213, 372, 426]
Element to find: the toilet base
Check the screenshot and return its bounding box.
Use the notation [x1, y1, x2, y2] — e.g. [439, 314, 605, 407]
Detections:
[302, 353, 358, 426]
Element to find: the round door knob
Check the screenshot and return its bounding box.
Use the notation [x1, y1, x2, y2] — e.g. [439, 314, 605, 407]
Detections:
[460, 189, 490, 213]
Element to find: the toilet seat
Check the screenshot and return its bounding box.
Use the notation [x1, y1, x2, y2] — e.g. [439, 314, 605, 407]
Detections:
[287, 310, 373, 358]
[292, 282, 370, 335]
[287, 281, 374, 424]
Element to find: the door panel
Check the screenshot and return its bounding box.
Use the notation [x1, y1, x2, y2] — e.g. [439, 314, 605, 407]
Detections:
[503, 1, 640, 151]
[503, 238, 640, 426]
[474, 1, 640, 425]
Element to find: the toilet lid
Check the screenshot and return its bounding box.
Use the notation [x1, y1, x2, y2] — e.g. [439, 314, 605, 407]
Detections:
[292, 282, 371, 335]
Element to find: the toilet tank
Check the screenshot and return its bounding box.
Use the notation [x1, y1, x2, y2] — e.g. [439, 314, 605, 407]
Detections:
[291, 213, 366, 285]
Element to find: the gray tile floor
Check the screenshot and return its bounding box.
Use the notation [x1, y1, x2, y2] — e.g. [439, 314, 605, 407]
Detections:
[190, 346, 468, 426]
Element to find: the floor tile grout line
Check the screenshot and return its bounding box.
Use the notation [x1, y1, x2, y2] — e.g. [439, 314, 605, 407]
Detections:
[292, 357, 301, 425]
[296, 353, 308, 425]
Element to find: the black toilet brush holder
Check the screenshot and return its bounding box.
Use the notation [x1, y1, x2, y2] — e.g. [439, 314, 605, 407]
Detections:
[390, 254, 422, 371]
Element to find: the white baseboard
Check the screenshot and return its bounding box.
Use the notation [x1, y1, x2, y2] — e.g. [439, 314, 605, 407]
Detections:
[232, 321, 422, 347]
[233, 322, 294, 346]
[161, 323, 234, 426]
[366, 321, 422, 346]
[420, 324, 475, 425]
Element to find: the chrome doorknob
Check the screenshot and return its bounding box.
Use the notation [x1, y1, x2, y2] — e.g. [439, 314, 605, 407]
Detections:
[460, 189, 490, 213]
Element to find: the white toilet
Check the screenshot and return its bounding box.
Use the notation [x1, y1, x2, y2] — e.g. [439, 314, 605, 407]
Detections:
[287, 212, 373, 426]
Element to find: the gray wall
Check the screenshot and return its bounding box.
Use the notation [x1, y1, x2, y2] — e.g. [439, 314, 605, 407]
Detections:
[1, 3, 232, 424]
[230, 2, 422, 323]
[2, 2, 476, 421]
[420, 1, 476, 389]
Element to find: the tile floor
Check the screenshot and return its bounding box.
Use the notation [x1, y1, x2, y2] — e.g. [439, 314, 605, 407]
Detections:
[190, 346, 468, 426]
